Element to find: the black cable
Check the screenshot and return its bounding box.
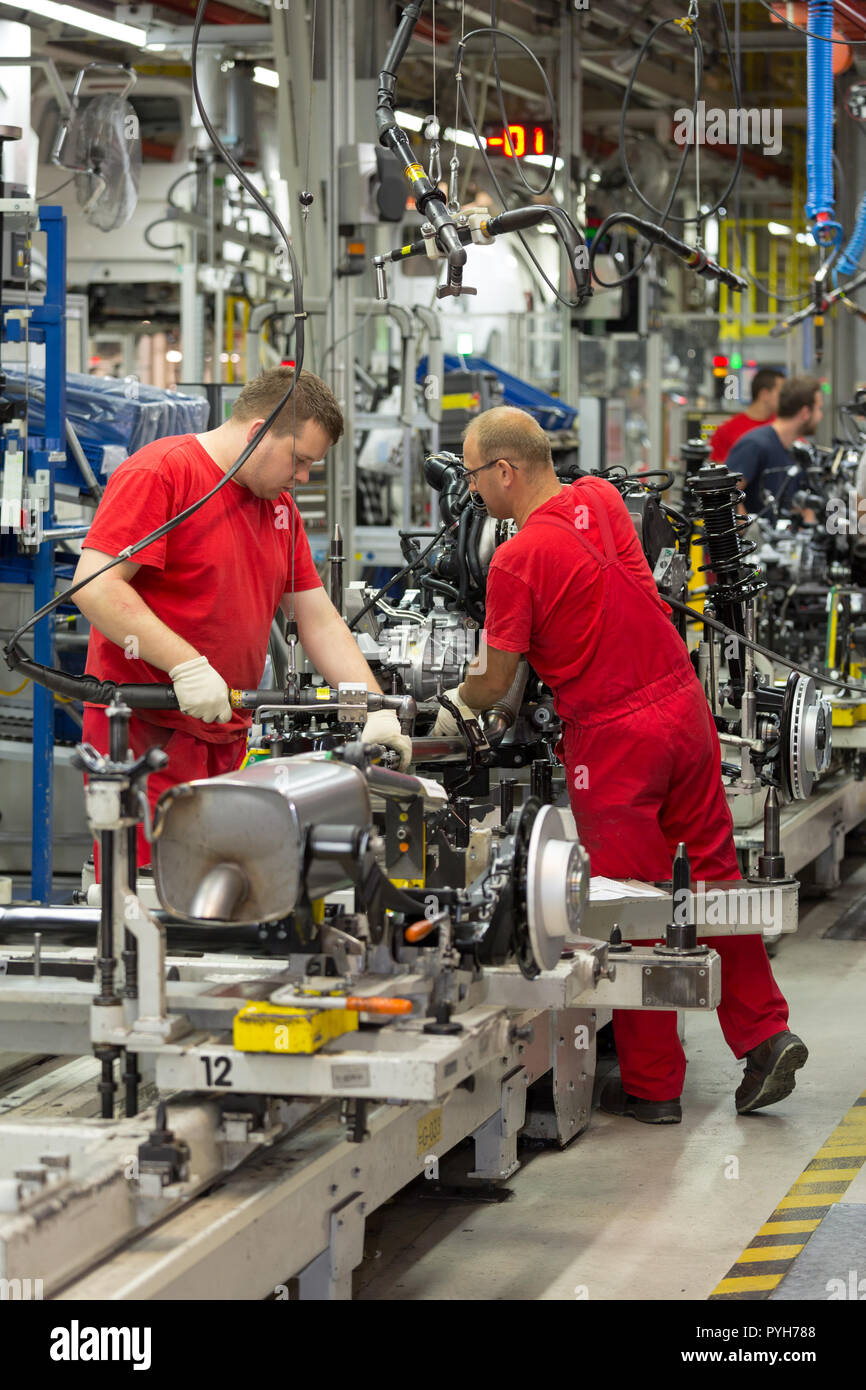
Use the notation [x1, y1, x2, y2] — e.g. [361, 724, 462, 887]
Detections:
[666, 593, 866, 694]
[348, 523, 450, 631]
[4, 0, 307, 689]
[143, 217, 183, 252]
[752, 0, 866, 44]
[618, 18, 706, 229]
[454, 26, 583, 310]
[36, 174, 77, 201]
[487, 0, 557, 198]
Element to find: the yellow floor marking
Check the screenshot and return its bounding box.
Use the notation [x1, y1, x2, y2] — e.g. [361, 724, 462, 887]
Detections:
[710, 1088, 866, 1299]
[736, 1245, 804, 1262]
[757, 1219, 822, 1235]
[712, 1274, 785, 1294]
[775, 1193, 842, 1209]
[796, 1167, 863, 1182]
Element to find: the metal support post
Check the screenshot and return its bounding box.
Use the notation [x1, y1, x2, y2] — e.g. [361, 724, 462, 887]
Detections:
[295, 1192, 366, 1300]
[469, 1066, 526, 1180]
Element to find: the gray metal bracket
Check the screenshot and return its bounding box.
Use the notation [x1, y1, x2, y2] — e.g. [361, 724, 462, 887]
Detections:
[295, 1191, 366, 1301]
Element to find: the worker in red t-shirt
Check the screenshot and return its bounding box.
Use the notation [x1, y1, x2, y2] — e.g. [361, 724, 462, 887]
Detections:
[432, 407, 807, 1122]
[74, 367, 411, 868]
[709, 367, 784, 462]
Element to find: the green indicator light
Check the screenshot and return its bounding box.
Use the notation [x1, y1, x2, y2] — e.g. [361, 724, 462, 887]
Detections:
[731, 353, 742, 370]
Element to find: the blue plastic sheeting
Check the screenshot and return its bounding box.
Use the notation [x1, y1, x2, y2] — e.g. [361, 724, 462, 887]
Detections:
[416, 353, 578, 432]
[3, 369, 211, 473]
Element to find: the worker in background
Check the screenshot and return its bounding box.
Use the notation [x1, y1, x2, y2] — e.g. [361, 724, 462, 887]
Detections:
[432, 406, 807, 1123]
[710, 367, 784, 463]
[74, 366, 411, 868]
[726, 375, 823, 515]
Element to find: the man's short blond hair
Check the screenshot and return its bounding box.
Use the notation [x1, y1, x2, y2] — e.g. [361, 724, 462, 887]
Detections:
[463, 406, 553, 473]
[231, 366, 344, 442]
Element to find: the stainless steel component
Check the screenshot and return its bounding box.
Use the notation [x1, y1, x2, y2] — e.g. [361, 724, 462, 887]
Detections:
[582, 878, 799, 941]
[482, 658, 529, 745]
[153, 758, 371, 924]
[741, 602, 757, 743]
[787, 674, 833, 800]
[376, 609, 478, 701]
[525, 806, 590, 970]
[188, 864, 249, 923]
[337, 682, 367, 725]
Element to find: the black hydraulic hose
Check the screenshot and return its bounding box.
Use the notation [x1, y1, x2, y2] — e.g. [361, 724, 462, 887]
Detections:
[347, 523, 451, 631]
[375, 0, 465, 274]
[2, 651, 179, 708]
[667, 593, 866, 695]
[485, 205, 592, 301]
[592, 214, 748, 293]
[420, 575, 461, 605]
[456, 506, 471, 609]
[466, 505, 484, 597]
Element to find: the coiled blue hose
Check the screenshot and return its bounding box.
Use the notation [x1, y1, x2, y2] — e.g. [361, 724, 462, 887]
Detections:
[806, 0, 842, 247]
[836, 191, 866, 280]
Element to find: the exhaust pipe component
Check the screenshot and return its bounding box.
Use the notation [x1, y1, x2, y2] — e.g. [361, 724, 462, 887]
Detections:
[482, 658, 530, 745]
[153, 757, 372, 925]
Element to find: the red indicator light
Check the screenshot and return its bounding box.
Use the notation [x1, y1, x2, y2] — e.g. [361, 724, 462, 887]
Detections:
[712, 356, 729, 369]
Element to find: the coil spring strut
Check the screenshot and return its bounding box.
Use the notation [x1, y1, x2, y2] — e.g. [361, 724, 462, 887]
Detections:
[687, 463, 765, 606]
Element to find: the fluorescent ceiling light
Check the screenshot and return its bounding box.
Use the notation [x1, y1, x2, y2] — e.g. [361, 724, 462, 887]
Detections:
[443, 125, 486, 150]
[253, 66, 279, 88]
[4, 0, 148, 46]
[768, 221, 792, 237]
[395, 110, 425, 133]
[525, 154, 564, 170]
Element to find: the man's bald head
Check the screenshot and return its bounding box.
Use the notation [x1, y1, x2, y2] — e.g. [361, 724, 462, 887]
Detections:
[463, 407, 553, 476]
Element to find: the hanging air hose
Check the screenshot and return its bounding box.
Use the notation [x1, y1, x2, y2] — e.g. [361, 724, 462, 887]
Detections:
[806, 0, 843, 249]
[835, 191, 866, 281]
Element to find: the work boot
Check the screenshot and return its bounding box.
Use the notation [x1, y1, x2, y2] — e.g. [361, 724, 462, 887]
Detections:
[735, 1031, 808, 1115]
[599, 1078, 682, 1125]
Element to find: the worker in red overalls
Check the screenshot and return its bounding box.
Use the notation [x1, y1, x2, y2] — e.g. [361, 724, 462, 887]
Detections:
[75, 367, 411, 871]
[432, 406, 807, 1122]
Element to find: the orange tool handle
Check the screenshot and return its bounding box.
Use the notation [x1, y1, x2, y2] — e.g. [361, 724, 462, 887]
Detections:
[404, 919, 436, 943]
[346, 995, 413, 1015]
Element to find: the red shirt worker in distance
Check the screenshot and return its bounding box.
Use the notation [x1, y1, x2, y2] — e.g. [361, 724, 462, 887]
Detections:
[432, 405, 807, 1123]
[74, 367, 411, 868]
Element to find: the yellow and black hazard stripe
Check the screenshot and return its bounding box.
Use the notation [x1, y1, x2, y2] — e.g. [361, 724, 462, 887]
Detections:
[709, 1088, 866, 1299]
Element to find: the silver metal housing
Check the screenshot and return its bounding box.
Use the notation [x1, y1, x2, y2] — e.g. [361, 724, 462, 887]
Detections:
[152, 757, 372, 925]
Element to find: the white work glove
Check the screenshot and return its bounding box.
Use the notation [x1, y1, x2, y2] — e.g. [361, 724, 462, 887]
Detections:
[431, 686, 482, 737]
[361, 708, 413, 771]
[169, 656, 232, 724]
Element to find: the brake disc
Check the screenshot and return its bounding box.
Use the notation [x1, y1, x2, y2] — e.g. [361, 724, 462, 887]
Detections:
[510, 800, 590, 974]
[779, 671, 832, 801]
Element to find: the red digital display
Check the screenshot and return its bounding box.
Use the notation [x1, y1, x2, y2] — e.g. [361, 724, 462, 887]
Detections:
[486, 125, 547, 157]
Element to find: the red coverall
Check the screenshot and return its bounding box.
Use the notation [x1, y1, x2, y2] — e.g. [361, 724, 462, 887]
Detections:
[79, 433, 321, 869]
[484, 477, 788, 1101]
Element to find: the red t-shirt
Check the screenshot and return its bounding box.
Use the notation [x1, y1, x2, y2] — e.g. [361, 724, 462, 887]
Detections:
[83, 434, 322, 742]
[710, 412, 775, 463]
[483, 478, 676, 721]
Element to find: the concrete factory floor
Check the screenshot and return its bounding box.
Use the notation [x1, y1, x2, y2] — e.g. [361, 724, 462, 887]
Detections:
[356, 857, 866, 1302]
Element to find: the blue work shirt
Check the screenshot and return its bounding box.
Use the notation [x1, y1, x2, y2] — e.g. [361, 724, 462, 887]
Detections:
[726, 424, 807, 514]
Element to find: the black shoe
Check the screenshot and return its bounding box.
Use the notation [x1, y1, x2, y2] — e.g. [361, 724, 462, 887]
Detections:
[735, 1031, 808, 1115]
[599, 1078, 682, 1125]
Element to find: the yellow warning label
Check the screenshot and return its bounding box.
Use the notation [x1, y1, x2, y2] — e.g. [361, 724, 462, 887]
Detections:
[405, 162, 426, 183]
[315, 686, 332, 700]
